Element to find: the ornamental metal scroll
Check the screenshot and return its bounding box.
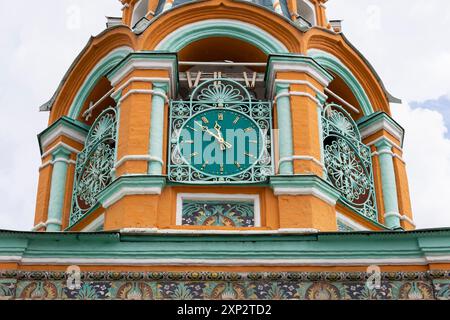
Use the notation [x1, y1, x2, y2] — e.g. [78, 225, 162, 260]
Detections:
[168, 79, 273, 184]
[70, 108, 117, 226]
[322, 103, 378, 221]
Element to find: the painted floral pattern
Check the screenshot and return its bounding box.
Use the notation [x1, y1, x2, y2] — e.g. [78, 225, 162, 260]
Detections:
[3, 271, 448, 300]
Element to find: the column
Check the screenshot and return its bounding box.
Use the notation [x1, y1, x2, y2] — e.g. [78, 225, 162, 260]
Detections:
[275, 83, 294, 175]
[148, 82, 169, 175]
[375, 140, 401, 229]
[46, 148, 71, 232]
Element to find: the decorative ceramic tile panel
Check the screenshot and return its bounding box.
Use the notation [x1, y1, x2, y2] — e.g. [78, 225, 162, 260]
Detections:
[182, 200, 255, 227]
[2, 270, 449, 300]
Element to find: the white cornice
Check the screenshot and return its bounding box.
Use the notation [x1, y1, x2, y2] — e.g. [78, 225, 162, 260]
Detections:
[109, 58, 177, 98]
[102, 186, 163, 208]
[273, 186, 338, 206]
[359, 117, 404, 143]
[40, 124, 87, 151]
[268, 61, 332, 87]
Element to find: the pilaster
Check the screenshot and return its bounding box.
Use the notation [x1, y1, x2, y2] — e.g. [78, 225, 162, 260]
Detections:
[358, 112, 414, 230]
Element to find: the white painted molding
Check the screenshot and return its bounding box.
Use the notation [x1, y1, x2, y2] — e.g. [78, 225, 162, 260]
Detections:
[273, 79, 327, 100]
[371, 151, 406, 164]
[31, 222, 47, 232]
[384, 212, 402, 219]
[40, 124, 87, 151]
[111, 77, 170, 100]
[39, 159, 77, 170]
[41, 142, 81, 159]
[3, 256, 450, 267]
[365, 136, 402, 152]
[118, 89, 169, 104]
[273, 187, 337, 206]
[109, 58, 177, 91]
[175, 193, 261, 227]
[384, 212, 416, 228]
[81, 214, 105, 232]
[268, 62, 331, 88]
[120, 228, 320, 235]
[336, 212, 369, 231]
[277, 228, 319, 234]
[102, 186, 163, 209]
[114, 155, 164, 170]
[278, 156, 324, 173]
[274, 91, 321, 106]
[400, 215, 416, 227]
[45, 219, 62, 227]
[359, 117, 404, 142]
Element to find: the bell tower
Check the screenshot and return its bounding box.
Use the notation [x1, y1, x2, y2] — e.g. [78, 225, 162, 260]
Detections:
[33, 0, 414, 234]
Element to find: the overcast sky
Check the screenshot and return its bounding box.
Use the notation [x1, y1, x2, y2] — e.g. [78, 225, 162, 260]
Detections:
[0, 0, 449, 231]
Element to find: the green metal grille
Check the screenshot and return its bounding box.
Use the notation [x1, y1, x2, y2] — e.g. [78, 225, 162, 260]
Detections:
[70, 108, 117, 226]
[322, 103, 378, 221]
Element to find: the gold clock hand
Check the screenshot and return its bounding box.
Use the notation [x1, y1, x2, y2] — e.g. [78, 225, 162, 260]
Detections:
[195, 121, 233, 150]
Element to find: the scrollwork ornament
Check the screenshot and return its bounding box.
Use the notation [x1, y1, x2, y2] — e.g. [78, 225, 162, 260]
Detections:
[70, 108, 117, 226]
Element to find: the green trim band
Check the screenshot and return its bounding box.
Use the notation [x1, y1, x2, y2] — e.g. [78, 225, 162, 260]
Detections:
[156, 19, 288, 54]
[68, 47, 133, 120]
[308, 49, 374, 116]
[1, 228, 450, 262]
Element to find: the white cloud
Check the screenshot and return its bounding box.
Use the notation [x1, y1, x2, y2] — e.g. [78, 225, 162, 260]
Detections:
[392, 103, 450, 228]
[0, 0, 121, 230]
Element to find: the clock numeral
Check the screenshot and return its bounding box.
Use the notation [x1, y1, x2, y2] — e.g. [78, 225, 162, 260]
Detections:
[235, 162, 241, 169]
[233, 117, 240, 124]
[218, 113, 224, 121]
[202, 117, 209, 124]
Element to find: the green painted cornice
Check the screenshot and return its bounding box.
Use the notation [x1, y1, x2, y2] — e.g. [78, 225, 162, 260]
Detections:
[0, 229, 450, 264]
[37, 116, 89, 155]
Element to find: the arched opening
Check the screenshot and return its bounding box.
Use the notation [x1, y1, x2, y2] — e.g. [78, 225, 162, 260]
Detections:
[326, 72, 363, 121]
[131, 0, 149, 28]
[177, 37, 268, 100]
[78, 76, 116, 126]
[296, 0, 316, 26]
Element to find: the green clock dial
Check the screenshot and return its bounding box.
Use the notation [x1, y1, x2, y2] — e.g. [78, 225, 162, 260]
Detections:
[177, 109, 264, 177]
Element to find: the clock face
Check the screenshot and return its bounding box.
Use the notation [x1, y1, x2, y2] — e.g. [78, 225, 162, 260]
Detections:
[177, 108, 264, 177]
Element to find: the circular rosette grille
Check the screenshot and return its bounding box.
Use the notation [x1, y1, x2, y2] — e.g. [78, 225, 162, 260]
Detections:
[71, 108, 117, 225]
[76, 141, 115, 211]
[324, 136, 371, 206]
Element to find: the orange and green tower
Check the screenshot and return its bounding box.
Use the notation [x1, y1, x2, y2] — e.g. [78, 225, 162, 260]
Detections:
[0, 0, 449, 300]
